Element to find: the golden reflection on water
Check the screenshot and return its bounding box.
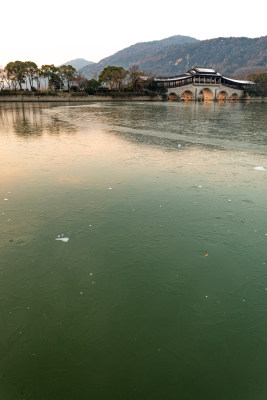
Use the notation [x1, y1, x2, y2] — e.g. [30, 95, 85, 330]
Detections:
[0, 102, 266, 195]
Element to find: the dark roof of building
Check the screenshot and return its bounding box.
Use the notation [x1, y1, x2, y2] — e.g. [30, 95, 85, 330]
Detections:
[188, 66, 220, 76]
[154, 66, 255, 85]
[154, 74, 191, 82]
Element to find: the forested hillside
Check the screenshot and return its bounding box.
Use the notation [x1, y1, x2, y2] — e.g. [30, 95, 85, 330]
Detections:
[80, 35, 198, 78]
[80, 36, 267, 79]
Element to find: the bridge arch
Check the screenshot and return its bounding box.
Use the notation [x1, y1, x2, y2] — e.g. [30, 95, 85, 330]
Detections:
[217, 90, 229, 100]
[182, 90, 194, 101]
[168, 92, 179, 101]
[230, 93, 239, 101]
[198, 88, 214, 101]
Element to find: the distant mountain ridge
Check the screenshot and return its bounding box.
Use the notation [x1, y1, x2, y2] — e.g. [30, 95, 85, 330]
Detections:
[78, 35, 267, 79]
[79, 35, 198, 78]
[62, 58, 95, 70]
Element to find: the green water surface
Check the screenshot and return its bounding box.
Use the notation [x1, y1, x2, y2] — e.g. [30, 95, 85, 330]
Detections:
[0, 101, 267, 400]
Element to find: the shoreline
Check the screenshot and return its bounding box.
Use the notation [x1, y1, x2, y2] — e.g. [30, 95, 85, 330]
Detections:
[0, 95, 266, 103]
[0, 94, 165, 102]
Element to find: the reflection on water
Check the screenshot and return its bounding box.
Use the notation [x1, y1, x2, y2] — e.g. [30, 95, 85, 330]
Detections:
[0, 103, 77, 137]
[50, 101, 267, 150]
[0, 101, 267, 400]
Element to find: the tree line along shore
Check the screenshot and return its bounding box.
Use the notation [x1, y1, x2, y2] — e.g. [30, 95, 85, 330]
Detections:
[0, 61, 266, 98]
[0, 62, 167, 97]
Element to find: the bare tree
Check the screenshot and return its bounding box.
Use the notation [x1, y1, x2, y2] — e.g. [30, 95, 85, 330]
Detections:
[0, 66, 7, 90]
[128, 64, 143, 91]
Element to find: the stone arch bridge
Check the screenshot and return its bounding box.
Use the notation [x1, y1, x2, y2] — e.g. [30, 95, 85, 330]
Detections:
[155, 66, 255, 101]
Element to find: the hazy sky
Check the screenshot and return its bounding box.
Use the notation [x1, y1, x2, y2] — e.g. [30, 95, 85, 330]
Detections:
[1, 0, 266, 67]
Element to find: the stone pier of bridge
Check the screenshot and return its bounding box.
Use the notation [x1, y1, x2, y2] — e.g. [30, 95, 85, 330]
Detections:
[167, 84, 243, 101]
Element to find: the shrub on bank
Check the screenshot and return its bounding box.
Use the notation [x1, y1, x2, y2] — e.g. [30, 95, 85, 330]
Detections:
[0, 89, 33, 96]
[70, 92, 89, 97]
[0, 89, 163, 99]
[35, 91, 59, 96]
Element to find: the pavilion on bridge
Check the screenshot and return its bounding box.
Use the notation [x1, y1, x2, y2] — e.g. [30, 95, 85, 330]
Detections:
[154, 66, 255, 90]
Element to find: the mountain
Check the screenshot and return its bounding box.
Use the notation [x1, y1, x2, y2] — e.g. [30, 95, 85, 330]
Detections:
[80, 35, 267, 79]
[145, 36, 267, 78]
[62, 58, 95, 70]
[79, 35, 198, 78]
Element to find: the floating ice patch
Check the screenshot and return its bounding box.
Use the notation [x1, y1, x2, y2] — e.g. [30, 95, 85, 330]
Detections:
[55, 237, 69, 243]
[254, 166, 266, 171]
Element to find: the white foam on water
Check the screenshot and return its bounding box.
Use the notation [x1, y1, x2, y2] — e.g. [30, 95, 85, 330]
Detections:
[55, 237, 69, 243]
[254, 166, 266, 171]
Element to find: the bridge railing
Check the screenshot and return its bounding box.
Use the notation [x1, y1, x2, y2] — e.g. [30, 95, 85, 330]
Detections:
[166, 80, 192, 89]
[221, 82, 242, 90]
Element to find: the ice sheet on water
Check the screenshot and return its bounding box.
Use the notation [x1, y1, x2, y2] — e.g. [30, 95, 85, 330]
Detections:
[55, 237, 69, 243]
[254, 166, 266, 171]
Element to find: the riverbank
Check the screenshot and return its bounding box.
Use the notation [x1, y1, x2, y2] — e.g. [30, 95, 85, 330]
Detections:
[0, 94, 266, 103]
[0, 94, 165, 102]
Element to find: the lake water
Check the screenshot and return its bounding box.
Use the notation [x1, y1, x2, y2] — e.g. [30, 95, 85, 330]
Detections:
[0, 101, 267, 400]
